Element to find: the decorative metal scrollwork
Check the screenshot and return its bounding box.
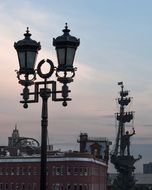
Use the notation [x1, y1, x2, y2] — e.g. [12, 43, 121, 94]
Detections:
[37, 59, 55, 79]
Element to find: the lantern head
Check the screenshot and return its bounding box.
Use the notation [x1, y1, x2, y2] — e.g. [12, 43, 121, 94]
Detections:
[53, 23, 80, 72]
[14, 28, 41, 75]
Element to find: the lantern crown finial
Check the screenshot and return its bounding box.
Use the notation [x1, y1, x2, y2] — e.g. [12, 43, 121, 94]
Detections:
[24, 27, 31, 38]
[65, 23, 68, 28]
[62, 23, 70, 35]
[26, 27, 30, 33]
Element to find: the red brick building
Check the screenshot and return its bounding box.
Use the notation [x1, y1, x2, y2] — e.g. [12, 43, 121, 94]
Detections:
[0, 152, 107, 190]
[0, 128, 111, 190]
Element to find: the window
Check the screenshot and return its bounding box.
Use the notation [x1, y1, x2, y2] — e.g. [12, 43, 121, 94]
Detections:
[55, 184, 60, 190]
[92, 168, 97, 176]
[10, 183, 14, 190]
[84, 184, 88, 190]
[5, 168, 9, 175]
[74, 184, 77, 190]
[67, 184, 71, 190]
[33, 183, 37, 190]
[79, 185, 82, 190]
[80, 167, 83, 175]
[52, 166, 56, 176]
[56, 167, 61, 175]
[28, 183, 31, 190]
[16, 183, 19, 190]
[83, 167, 88, 176]
[60, 184, 63, 190]
[16, 167, 20, 175]
[2, 169, 4, 175]
[28, 167, 31, 175]
[74, 167, 78, 175]
[33, 167, 38, 175]
[61, 167, 64, 175]
[22, 167, 26, 175]
[11, 168, 15, 175]
[55, 167, 64, 175]
[94, 168, 98, 176]
[21, 183, 25, 190]
[52, 184, 60, 190]
[0, 183, 2, 190]
[5, 183, 8, 189]
[52, 184, 55, 190]
[67, 167, 73, 175]
[89, 167, 92, 176]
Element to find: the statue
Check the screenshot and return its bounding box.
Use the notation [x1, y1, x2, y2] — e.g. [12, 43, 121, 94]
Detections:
[122, 128, 135, 156]
[111, 83, 141, 190]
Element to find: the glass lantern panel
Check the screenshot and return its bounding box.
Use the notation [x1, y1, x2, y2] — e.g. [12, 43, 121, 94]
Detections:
[27, 51, 37, 69]
[57, 48, 65, 66]
[66, 47, 75, 67]
[18, 52, 25, 69]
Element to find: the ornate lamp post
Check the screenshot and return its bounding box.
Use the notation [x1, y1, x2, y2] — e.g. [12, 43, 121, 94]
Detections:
[14, 24, 80, 190]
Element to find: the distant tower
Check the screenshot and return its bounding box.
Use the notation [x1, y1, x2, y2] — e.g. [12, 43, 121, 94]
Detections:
[111, 82, 141, 190]
[8, 124, 20, 147]
[78, 133, 88, 152]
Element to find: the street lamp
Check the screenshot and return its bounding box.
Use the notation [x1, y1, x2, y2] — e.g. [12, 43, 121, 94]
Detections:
[14, 24, 80, 190]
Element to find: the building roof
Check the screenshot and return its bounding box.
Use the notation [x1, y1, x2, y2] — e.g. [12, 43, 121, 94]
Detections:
[0, 152, 107, 166]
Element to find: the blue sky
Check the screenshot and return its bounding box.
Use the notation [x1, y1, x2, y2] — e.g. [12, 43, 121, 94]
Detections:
[0, 0, 152, 172]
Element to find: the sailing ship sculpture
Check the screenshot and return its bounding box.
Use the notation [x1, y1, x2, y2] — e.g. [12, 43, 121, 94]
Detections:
[111, 82, 141, 190]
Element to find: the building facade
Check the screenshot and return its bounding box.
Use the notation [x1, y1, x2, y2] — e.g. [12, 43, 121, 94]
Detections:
[0, 153, 107, 190]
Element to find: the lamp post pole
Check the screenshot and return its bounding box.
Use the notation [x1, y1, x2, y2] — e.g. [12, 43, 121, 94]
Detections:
[40, 88, 50, 190]
[14, 24, 80, 190]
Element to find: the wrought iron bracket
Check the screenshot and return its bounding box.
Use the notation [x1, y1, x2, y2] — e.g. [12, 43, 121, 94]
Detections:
[20, 80, 71, 108]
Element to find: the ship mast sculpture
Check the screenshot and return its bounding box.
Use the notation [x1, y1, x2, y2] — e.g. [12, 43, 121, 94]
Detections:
[111, 82, 141, 190]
